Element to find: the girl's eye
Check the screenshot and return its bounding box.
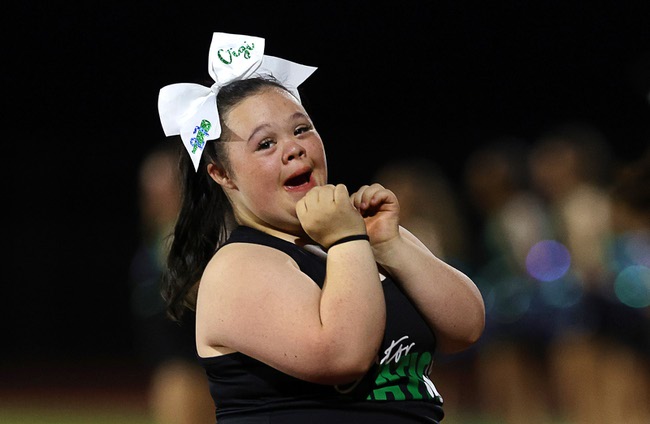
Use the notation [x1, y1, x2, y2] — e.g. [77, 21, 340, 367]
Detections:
[294, 124, 312, 136]
[257, 139, 275, 151]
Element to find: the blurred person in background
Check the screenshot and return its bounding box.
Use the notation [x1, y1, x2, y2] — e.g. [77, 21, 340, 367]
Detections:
[528, 122, 613, 284]
[129, 141, 215, 424]
[528, 122, 616, 424]
[463, 137, 555, 424]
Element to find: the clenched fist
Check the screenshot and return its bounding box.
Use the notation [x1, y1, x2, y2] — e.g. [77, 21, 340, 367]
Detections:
[296, 184, 367, 249]
[350, 184, 400, 246]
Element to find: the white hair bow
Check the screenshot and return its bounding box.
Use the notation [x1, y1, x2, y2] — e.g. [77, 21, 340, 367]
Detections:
[158, 32, 317, 171]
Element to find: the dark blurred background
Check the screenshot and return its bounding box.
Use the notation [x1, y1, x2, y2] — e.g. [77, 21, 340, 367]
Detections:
[4, 1, 650, 422]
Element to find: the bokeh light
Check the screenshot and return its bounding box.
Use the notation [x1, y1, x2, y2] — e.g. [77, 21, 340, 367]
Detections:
[526, 240, 571, 282]
[614, 265, 650, 308]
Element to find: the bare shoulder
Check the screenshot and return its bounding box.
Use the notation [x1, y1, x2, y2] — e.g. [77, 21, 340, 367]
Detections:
[195, 241, 322, 357]
[201, 242, 300, 291]
[208, 241, 295, 268]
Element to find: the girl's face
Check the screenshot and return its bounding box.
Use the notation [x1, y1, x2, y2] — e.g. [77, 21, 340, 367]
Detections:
[213, 86, 327, 235]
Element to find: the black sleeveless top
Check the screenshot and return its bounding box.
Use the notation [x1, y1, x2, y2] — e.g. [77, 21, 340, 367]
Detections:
[198, 226, 444, 423]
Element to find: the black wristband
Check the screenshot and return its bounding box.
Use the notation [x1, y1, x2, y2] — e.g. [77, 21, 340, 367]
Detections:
[328, 234, 370, 249]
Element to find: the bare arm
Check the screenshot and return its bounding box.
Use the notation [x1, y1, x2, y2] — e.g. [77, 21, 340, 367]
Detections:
[351, 184, 485, 354]
[374, 226, 485, 353]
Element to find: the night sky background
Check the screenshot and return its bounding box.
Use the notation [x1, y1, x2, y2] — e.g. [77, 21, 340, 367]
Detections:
[5, 1, 650, 366]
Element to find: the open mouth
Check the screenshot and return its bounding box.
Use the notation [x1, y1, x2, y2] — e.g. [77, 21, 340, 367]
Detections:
[284, 170, 312, 188]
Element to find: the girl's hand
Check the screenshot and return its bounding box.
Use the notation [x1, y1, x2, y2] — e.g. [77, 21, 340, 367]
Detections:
[350, 183, 400, 246]
[296, 184, 367, 248]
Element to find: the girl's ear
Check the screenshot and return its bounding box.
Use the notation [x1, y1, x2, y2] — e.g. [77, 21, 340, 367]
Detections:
[207, 163, 237, 189]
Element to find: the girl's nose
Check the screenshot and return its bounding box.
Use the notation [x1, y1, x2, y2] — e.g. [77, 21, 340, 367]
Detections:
[283, 139, 306, 163]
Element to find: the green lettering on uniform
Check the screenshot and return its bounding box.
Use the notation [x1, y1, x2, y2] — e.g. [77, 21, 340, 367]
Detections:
[408, 351, 433, 399]
[375, 359, 401, 384]
[368, 351, 435, 401]
[372, 385, 406, 400]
